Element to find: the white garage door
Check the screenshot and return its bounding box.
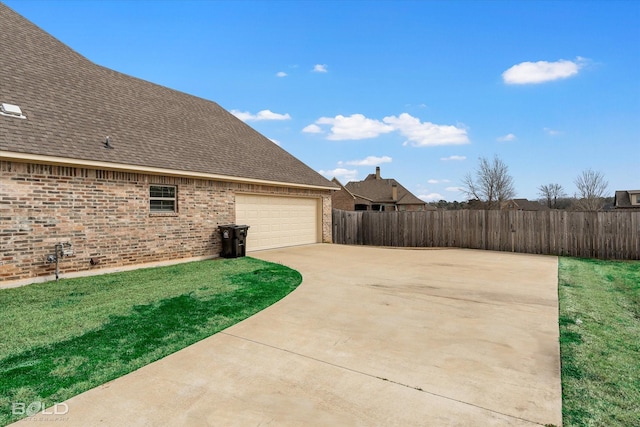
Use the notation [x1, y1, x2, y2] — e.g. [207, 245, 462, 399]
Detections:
[235, 194, 320, 251]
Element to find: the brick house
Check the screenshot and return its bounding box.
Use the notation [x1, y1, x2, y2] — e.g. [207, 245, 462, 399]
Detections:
[0, 4, 337, 285]
[332, 167, 432, 212]
[330, 178, 374, 211]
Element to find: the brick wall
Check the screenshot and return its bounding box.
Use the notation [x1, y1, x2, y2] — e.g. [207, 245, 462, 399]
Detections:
[331, 187, 356, 211]
[1, 161, 332, 284]
[321, 194, 333, 242]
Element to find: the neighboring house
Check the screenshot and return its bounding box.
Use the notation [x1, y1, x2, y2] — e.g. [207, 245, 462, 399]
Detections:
[0, 4, 337, 285]
[330, 177, 378, 211]
[501, 199, 549, 211]
[331, 178, 367, 210]
[333, 167, 432, 212]
[614, 190, 640, 210]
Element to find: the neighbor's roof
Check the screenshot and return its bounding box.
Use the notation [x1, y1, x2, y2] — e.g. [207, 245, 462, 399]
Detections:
[614, 190, 640, 208]
[0, 4, 336, 190]
[505, 198, 549, 211]
[345, 175, 426, 206]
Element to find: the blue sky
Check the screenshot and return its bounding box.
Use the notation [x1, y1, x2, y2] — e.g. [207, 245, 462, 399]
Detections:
[5, 0, 639, 201]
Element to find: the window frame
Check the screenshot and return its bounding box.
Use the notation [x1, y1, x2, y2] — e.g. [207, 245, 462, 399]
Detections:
[149, 185, 177, 213]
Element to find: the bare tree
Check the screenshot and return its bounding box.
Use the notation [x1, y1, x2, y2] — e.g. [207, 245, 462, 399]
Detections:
[574, 169, 608, 211]
[461, 155, 516, 209]
[538, 183, 566, 209]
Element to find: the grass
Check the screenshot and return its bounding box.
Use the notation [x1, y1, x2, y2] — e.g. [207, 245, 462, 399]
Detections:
[558, 257, 640, 427]
[0, 257, 301, 426]
[3, 254, 639, 426]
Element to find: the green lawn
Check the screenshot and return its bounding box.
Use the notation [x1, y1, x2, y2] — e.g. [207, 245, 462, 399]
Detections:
[558, 257, 640, 427]
[3, 255, 638, 426]
[0, 257, 301, 426]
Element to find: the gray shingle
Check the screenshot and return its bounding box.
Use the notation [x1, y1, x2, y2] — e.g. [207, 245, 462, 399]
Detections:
[506, 199, 549, 211]
[0, 4, 336, 189]
[344, 170, 425, 206]
[614, 190, 640, 209]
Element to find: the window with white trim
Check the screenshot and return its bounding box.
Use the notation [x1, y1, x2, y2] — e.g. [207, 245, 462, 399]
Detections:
[150, 185, 177, 212]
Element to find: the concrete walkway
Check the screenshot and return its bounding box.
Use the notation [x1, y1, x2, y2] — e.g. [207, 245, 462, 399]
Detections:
[13, 244, 562, 426]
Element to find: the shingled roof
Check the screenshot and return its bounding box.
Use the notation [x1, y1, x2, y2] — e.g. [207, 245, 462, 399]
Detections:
[344, 167, 426, 206]
[502, 198, 549, 211]
[614, 190, 640, 209]
[0, 4, 336, 189]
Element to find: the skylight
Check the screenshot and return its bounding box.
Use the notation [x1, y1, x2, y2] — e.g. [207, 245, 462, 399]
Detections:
[0, 102, 27, 119]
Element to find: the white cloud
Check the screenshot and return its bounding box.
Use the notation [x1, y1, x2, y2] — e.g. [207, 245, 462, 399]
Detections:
[497, 133, 516, 142]
[440, 155, 466, 161]
[502, 57, 586, 84]
[313, 114, 394, 140]
[231, 110, 253, 122]
[427, 179, 451, 184]
[319, 168, 357, 181]
[253, 110, 291, 121]
[313, 64, 328, 73]
[404, 103, 428, 108]
[446, 186, 464, 192]
[304, 112, 469, 146]
[544, 127, 563, 136]
[276, 71, 287, 77]
[302, 124, 323, 134]
[269, 138, 281, 146]
[382, 113, 469, 146]
[419, 193, 444, 202]
[231, 109, 291, 122]
[342, 155, 392, 166]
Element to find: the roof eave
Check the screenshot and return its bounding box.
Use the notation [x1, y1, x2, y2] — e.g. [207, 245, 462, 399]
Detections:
[0, 151, 337, 191]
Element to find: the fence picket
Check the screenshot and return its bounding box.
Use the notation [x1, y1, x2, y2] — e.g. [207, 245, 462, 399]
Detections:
[332, 209, 640, 260]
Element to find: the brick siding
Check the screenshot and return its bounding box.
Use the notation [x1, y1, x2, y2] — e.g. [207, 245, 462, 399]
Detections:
[1, 161, 332, 284]
[331, 187, 356, 211]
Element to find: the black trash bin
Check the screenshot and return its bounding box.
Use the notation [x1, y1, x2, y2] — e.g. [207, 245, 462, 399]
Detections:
[218, 224, 250, 258]
[235, 225, 249, 257]
[218, 225, 235, 258]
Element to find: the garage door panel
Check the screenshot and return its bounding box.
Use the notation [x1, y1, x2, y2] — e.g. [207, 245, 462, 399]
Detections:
[235, 194, 319, 251]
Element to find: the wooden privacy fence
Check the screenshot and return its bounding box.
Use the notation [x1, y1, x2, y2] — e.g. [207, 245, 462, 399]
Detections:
[332, 209, 640, 260]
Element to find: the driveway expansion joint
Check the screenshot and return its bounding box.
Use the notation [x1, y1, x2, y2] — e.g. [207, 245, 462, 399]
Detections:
[220, 331, 547, 426]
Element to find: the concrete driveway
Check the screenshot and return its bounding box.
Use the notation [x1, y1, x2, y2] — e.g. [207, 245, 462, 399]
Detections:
[13, 244, 562, 426]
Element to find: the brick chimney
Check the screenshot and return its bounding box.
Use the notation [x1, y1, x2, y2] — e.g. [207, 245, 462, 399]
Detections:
[375, 166, 381, 180]
[392, 183, 398, 201]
